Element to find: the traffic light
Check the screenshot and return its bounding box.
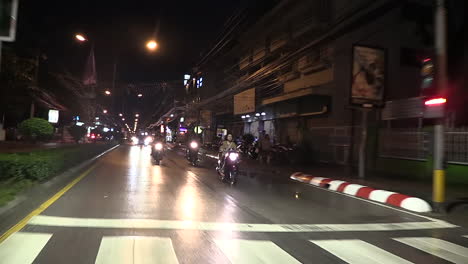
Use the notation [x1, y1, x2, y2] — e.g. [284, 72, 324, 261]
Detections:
[420, 57, 435, 96]
[420, 57, 447, 119]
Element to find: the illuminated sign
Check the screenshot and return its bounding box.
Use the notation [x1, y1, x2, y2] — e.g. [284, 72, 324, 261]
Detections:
[184, 74, 190, 80]
[48, 110, 59, 123]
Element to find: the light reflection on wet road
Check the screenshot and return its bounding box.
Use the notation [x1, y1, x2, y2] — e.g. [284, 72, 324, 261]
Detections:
[0, 145, 467, 264]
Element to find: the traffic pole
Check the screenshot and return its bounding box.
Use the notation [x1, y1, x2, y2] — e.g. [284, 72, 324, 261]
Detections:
[433, 0, 447, 211]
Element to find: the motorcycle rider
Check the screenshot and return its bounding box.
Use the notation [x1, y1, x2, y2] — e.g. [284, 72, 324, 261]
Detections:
[218, 134, 237, 170]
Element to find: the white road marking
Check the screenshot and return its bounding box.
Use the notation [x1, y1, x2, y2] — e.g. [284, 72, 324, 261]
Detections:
[395, 237, 468, 264]
[215, 239, 301, 264]
[310, 239, 412, 264]
[95, 236, 179, 264]
[28, 215, 457, 232]
[0, 232, 52, 264]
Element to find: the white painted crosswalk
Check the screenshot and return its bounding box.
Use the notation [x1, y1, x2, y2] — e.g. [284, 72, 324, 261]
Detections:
[0, 232, 467, 263]
[394, 237, 468, 264]
[95, 236, 179, 264]
[0, 232, 52, 264]
[310, 239, 412, 264]
[215, 239, 301, 264]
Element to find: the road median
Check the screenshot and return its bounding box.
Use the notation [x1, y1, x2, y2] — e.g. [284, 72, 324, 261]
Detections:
[0, 142, 118, 207]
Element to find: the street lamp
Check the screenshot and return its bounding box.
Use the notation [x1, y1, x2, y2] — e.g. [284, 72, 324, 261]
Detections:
[146, 40, 158, 51]
[75, 34, 87, 42]
[122, 118, 125, 121]
[103, 109, 108, 114]
[105, 90, 111, 95]
[119, 113, 123, 117]
[135, 114, 139, 117]
[137, 93, 143, 98]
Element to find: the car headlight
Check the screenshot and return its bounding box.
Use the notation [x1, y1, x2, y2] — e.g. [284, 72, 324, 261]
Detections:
[131, 137, 139, 144]
[190, 142, 198, 149]
[228, 152, 239, 161]
[155, 143, 163, 150]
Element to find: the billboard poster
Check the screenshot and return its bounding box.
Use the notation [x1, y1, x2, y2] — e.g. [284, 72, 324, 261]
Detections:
[234, 88, 255, 115]
[0, 0, 18, 42]
[351, 45, 385, 106]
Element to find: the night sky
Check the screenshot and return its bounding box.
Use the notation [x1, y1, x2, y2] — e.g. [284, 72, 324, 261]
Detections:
[13, 0, 239, 83]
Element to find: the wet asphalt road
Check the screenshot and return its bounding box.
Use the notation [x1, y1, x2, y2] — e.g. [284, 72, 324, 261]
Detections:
[1, 145, 468, 263]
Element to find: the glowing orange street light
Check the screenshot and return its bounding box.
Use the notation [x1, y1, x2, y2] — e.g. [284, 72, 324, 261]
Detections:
[75, 34, 87, 42]
[146, 40, 158, 51]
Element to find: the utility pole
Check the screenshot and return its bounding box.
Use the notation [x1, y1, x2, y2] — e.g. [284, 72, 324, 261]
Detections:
[433, 0, 447, 211]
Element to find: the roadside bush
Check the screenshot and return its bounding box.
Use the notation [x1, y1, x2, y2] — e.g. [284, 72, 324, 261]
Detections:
[0, 143, 116, 182]
[68, 125, 87, 143]
[18, 118, 54, 142]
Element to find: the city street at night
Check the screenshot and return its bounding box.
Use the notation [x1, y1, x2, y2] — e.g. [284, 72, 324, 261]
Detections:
[1, 145, 467, 263]
[1, 0, 468, 263]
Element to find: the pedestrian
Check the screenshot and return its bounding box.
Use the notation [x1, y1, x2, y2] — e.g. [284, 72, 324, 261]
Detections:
[258, 134, 272, 164]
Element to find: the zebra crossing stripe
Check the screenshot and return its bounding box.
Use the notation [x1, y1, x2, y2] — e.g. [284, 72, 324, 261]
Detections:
[0, 232, 52, 264]
[394, 237, 468, 264]
[95, 236, 179, 264]
[215, 239, 301, 264]
[310, 239, 412, 264]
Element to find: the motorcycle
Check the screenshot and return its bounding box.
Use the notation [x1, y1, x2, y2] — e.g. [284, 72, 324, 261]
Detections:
[186, 141, 199, 166]
[151, 142, 164, 165]
[217, 148, 240, 185]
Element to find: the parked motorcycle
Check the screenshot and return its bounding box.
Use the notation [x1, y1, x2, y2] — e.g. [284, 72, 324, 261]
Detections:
[217, 149, 240, 185]
[151, 142, 164, 165]
[186, 141, 199, 166]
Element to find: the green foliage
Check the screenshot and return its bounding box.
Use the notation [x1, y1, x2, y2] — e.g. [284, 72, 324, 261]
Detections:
[68, 125, 87, 142]
[0, 143, 115, 181]
[18, 118, 54, 141]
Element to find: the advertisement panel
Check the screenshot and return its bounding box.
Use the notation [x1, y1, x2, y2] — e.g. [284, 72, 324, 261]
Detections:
[351, 45, 385, 106]
[48, 110, 59, 123]
[234, 88, 255, 115]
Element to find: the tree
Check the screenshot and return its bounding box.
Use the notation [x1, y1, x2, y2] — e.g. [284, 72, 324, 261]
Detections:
[68, 125, 87, 143]
[18, 118, 54, 142]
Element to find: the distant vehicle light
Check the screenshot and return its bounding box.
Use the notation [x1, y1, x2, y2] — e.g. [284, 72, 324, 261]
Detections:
[131, 136, 139, 145]
[425, 98, 447, 106]
[155, 143, 163, 150]
[190, 142, 198, 149]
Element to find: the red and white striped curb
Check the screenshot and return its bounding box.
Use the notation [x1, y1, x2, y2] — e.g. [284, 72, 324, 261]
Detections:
[290, 172, 432, 213]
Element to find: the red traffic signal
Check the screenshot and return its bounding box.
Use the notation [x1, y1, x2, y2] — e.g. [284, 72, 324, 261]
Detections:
[424, 97, 447, 106]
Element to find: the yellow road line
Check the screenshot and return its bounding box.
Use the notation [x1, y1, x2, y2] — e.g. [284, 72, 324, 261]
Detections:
[0, 164, 97, 244]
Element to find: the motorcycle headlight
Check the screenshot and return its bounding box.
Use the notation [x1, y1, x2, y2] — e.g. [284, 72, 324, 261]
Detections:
[154, 143, 163, 150]
[190, 142, 198, 149]
[228, 152, 239, 161]
[144, 136, 153, 145]
[131, 137, 139, 145]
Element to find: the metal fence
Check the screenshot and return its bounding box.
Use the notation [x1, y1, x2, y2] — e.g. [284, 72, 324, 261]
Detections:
[378, 128, 428, 160]
[445, 127, 468, 164]
[378, 127, 468, 164]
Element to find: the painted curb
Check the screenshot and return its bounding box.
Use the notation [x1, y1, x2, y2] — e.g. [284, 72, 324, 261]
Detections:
[290, 172, 432, 213]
